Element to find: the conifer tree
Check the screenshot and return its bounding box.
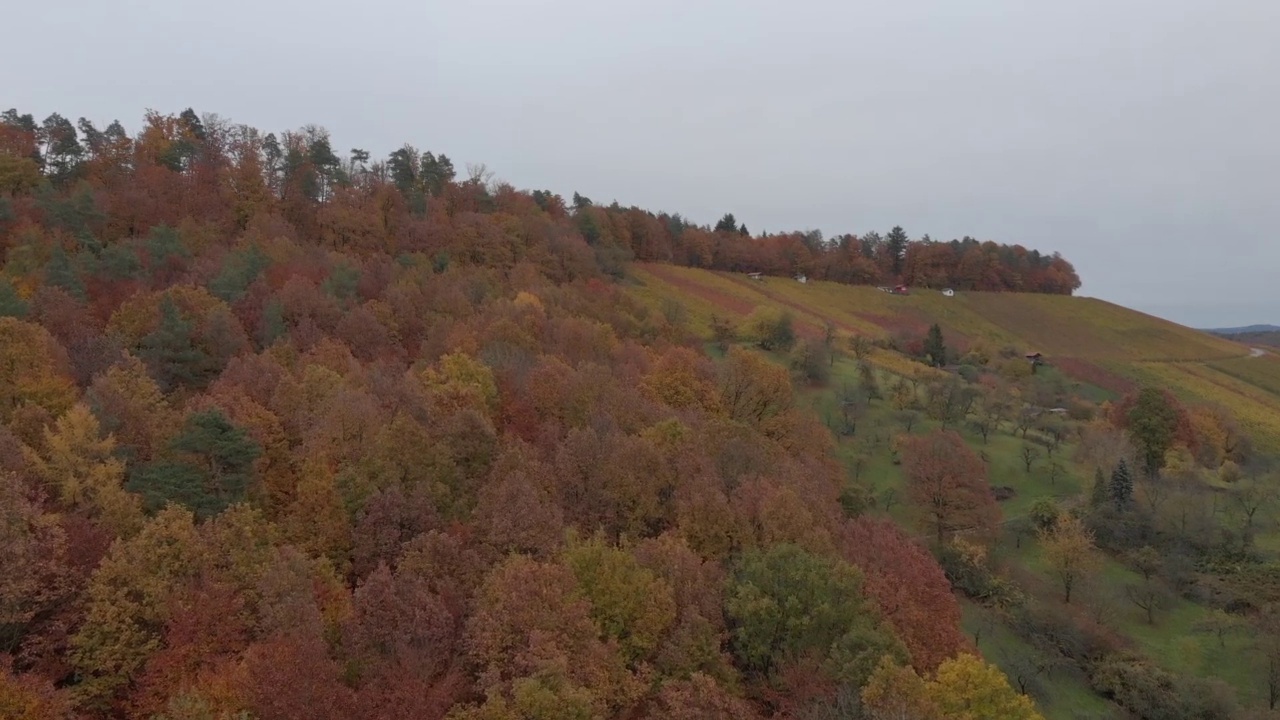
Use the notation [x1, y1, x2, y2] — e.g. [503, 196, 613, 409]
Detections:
[923, 324, 947, 367]
[138, 297, 213, 391]
[1090, 466, 1110, 508]
[1109, 460, 1134, 509]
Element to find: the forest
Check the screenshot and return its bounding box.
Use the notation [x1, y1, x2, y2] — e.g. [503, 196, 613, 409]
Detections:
[0, 106, 1264, 720]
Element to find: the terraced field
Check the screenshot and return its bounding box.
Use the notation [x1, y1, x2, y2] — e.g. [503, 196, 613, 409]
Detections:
[629, 264, 1280, 447]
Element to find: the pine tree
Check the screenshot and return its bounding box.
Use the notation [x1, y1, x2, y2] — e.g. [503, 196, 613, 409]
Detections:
[1089, 467, 1110, 508]
[923, 324, 947, 367]
[138, 297, 213, 391]
[1109, 460, 1133, 509]
[886, 225, 909, 275]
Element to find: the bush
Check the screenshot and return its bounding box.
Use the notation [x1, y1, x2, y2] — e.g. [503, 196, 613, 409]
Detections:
[1089, 655, 1237, 720]
[745, 306, 795, 352]
[1028, 498, 1061, 530]
[790, 338, 831, 385]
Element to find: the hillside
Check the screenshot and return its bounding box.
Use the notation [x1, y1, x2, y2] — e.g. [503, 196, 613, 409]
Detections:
[629, 262, 1280, 719]
[4, 105, 1279, 720]
[630, 263, 1280, 450]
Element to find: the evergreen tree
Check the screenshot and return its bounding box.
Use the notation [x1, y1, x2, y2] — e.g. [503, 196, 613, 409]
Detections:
[0, 277, 28, 318]
[1109, 460, 1134, 509]
[923, 323, 947, 367]
[45, 246, 86, 300]
[138, 297, 213, 391]
[1090, 467, 1110, 508]
[886, 225, 909, 275]
[127, 409, 261, 519]
[715, 213, 739, 234]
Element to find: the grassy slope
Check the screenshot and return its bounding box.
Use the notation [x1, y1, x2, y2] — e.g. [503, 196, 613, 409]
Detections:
[628, 264, 1280, 717]
[630, 264, 1280, 450]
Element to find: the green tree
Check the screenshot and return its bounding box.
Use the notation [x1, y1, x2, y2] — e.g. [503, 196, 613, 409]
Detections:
[885, 225, 909, 275]
[0, 277, 26, 318]
[138, 297, 214, 391]
[744, 306, 795, 352]
[923, 323, 946, 367]
[1127, 387, 1182, 477]
[562, 535, 677, 665]
[127, 410, 260, 519]
[714, 213, 739, 233]
[1110, 460, 1134, 510]
[1089, 467, 1110, 508]
[725, 544, 903, 684]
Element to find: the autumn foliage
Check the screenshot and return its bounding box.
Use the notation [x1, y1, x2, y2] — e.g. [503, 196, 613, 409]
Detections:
[0, 106, 998, 718]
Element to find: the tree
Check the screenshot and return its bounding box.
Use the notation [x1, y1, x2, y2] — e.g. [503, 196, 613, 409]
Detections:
[24, 404, 143, 538]
[902, 430, 1000, 545]
[719, 346, 793, 426]
[922, 323, 946, 367]
[1127, 545, 1162, 581]
[714, 213, 739, 234]
[842, 517, 968, 672]
[789, 338, 831, 385]
[1089, 467, 1110, 508]
[1121, 386, 1185, 477]
[70, 506, 205, 710]
[1193, 609, 1245, 648]
[744, 305, 795, 352]
[1125, 577, 1172, 625]
[929, 653, 1044, 719]
[128, 410, 261, 519]
[1039, 515, 1099, 603]
[0, 318, 77, 424]
[725, 544, 903, 684]
[1110, 460, 1134, 509]
[1020, 444, 1040, 473]
[138, 297, 215, 392]
[562, 534, 677, 665]
[885, 226, 909, 275]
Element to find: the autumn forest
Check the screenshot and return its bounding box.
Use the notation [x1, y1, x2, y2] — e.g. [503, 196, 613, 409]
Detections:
[1, 107, 1273, 720]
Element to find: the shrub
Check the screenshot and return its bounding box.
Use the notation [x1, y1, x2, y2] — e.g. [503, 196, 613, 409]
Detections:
[744, 306, 795, 352]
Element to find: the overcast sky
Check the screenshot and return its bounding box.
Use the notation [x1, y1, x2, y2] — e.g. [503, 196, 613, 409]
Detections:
[5, 0, 1277, 327]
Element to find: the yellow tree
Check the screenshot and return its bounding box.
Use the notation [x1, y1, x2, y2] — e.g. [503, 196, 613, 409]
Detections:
[0, 317, 77, 425]
[24, 404, 143, 538]
[929, 653, 1043, 720]
[1038, 514, 1100, 604]
[70, 506, 206, 711]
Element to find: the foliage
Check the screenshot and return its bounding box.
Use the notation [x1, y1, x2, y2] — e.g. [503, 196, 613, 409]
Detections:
[725, 544, 904, 685]
[901, 430, 1000, 545]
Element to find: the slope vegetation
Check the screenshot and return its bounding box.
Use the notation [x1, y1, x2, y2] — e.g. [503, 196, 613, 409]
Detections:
[631, 263, 1280, 448]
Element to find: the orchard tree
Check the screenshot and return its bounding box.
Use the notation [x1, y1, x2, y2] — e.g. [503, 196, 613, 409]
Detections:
[1039, 514, 1100, 604]
[902, 430, 1000, 546]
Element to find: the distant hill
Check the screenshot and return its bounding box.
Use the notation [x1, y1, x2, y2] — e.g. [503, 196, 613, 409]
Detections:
[1213, 330, 1280, 348]
[1206, 324, 1280, 335]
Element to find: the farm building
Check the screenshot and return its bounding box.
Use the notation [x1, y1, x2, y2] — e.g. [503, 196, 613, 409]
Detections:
[747, 272, 763, 281]
[942, 288, 955, 297]
[795, 274, 807, 284]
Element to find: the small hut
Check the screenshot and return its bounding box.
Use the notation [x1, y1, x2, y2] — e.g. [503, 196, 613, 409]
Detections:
[942, 288, 955, 297]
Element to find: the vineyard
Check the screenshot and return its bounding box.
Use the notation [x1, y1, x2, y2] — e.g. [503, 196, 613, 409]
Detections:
[630, 264, 1280, 449]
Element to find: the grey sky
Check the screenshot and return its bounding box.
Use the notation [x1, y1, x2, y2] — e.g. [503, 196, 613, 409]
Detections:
[5, 0, 1277, 327]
